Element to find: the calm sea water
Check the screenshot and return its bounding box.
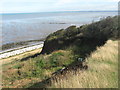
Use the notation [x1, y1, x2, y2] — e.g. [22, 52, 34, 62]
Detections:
[0, 11, 117, 45]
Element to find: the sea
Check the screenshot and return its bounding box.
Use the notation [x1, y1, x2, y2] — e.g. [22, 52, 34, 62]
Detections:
[0, 11, 118, 46]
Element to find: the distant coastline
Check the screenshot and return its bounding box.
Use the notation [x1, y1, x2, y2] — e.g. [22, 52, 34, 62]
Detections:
[1, 39, 45, 52]
[0, 10, 118, 15]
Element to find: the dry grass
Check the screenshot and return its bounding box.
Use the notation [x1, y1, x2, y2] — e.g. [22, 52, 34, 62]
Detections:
[2, 40, 118, 88]
[49, 40, 118, 88]
[1, 48, 42, 88]
[2, 49, 74, 88]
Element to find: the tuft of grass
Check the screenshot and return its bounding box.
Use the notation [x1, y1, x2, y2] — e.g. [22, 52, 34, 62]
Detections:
[12, 64, 22, 69]
[49, 40, 118, 88]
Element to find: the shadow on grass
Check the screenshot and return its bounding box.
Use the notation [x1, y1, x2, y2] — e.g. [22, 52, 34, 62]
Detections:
[27, 38, 107, 88]
[20, 53, 41, 61]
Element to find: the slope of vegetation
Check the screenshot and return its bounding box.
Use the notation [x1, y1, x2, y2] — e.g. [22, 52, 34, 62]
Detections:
[49, 40, 118, 88]
[2, 16, 119, 88]
[41, 16, 118, 54]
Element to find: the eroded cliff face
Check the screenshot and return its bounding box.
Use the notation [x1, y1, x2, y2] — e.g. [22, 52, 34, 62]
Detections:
[41, 16, 118, 54]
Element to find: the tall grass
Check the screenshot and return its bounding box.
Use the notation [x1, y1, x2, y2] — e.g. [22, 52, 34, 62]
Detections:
[2, 40, 118, 88]
[49, 40, 118, 88]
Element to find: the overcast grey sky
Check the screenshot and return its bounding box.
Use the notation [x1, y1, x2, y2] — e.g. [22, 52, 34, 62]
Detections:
[0, 0, 119, 13]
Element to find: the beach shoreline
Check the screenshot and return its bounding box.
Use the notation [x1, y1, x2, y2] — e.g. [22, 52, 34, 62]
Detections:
[1, 38, 45, 51]
[0, 48, 42, 65]
[0, 43, 43, 59]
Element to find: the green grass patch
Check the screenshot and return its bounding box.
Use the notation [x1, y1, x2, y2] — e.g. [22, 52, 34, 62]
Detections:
[2, 49, 75, 88]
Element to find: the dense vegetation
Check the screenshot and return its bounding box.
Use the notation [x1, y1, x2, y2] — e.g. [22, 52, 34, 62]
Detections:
[41, 16, 118, 54]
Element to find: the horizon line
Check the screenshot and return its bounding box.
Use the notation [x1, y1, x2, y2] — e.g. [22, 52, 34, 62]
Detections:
[0, 10, 118, 15]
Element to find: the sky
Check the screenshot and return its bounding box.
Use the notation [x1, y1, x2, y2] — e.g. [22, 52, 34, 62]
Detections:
[0, 0, 119, 13]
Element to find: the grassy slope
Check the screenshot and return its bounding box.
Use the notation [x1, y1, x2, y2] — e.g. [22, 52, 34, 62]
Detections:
[2, 40, 118, 88]
[2, 49, 74, 88]
[49, 40, 118, 88]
